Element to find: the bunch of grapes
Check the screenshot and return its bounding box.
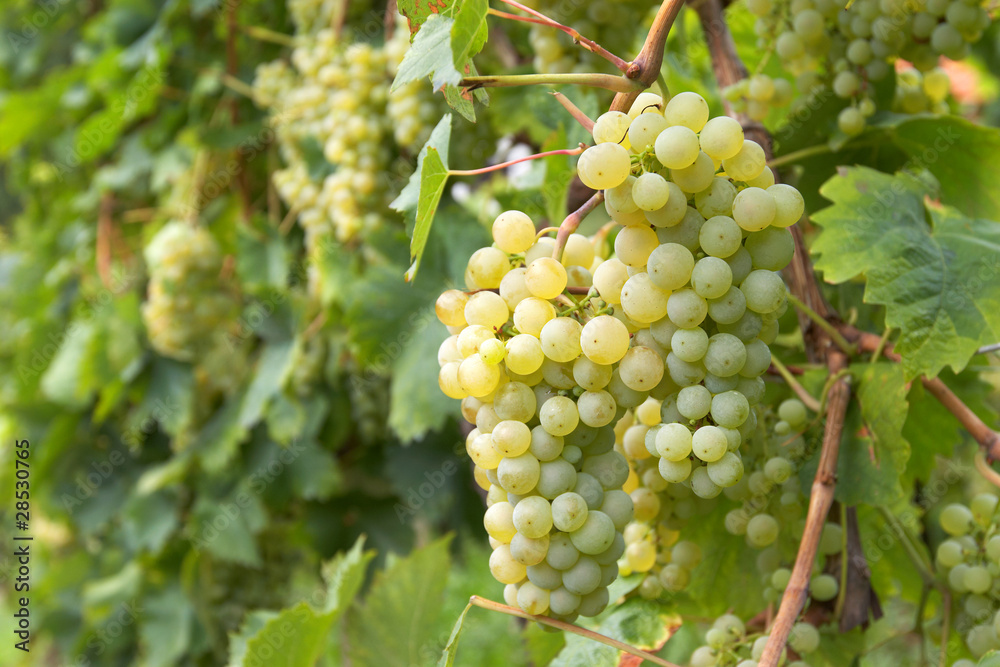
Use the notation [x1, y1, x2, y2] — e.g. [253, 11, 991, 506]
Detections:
[521, 0, 651, 74]
[580, 91, 802, 498]
[141, 221, 237, 362]
[254, 14, 439, 257]
[436, 89, 806, 618]
[687, 613, 820, 667]
[935, 493, 1000, 658]
[747, 0, 992, 135]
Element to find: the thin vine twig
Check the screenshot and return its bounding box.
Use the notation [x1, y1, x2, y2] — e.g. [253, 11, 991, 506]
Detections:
[461, 73, 642, 93]
[469, 596, 682, 667]
[552, 192, 605, 261]
[769, 356, 821, 413]
[552, 92, 595, 133]
[448, 146, 585, 177]
[492, 1, 631, 72]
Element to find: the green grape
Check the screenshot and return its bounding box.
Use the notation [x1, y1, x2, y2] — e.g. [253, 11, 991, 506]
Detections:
[592, 110, 631, 144]
[708, 286, 748, 325]
[693, 425, 729, 462]
[971, 493, 999, 525]
[664, 91, 710, 131]
[704, 333, 747, 377]
[940, 503, 974, 536]
[699, 215, 743, 258]
[671, 327, 710, 363]
[711, 390, 751, 428]
[678, 384, 713, 420]
[745, 227, 795, 270]
[578, 142, 632, 190]
[537, 458, 578, 498]
[789, 622, 821, 653]
[732, 187, 777, 232]
[656, 206, 705, 251]
[671, 151, 717, 193]
[667, 289, 709, 328]
[654, 125, 701, 169]
[577, 390, 617, 427]
[632, 172, 670, 211]
[746, 513, 780, 547]
[695, 178, 739, 219]
[562, 555, 602, 595]
[691, 256, 734, 300]
[741, 270, 787, 314]
[547, 532, 580, 570]
[645, 182, 689, 228]
[838, 107, 865, 136]
[628, 112, 669, 152]
[722, 140, 767, 181]
[707, 451, 745, 487]
[497, 452, 541, 494]
[699, 116, 745, 160]
[648, 242, 695, 291]
[600, 490, 635, 530]
[810, 573, 839, 600]
[659, 456, 693, 483]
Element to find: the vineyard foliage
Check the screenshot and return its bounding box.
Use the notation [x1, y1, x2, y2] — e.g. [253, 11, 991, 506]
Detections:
[1, 0, 1000, 665]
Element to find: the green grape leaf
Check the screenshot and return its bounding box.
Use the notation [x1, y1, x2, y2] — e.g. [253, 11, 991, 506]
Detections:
[811, 166, 1000, 379]
[346, 536, 453, 667]
[322, 535, 376, 615]
[836, 362, 910, 505]
[39, 320, 101, 408]
[227, 611, 279, 667]
[188, 493, 264, 567]
[436, 603, 471, 667]
[121, 490, 179, 553]
[598, 598, 681, 651]
[388, 313, 459, 442]
[140, 586, 194, 667]
[392, 15, 464, 92]
[444, 60, 489, 122]
[240, 340, 296, 428]
[450, 0, 488, 67]
[393, 115, 452, 279]
[236, 223, 290, 292]
[225, 537, 375, 666]
[884, 115, 1000, 220]
[550, 633, 617, 667]
[238, 603, 335, 667]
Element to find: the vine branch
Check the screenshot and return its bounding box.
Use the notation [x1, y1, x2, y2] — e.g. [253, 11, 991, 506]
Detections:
[469, 596, 681, 666]
[609, 0, 686, 113]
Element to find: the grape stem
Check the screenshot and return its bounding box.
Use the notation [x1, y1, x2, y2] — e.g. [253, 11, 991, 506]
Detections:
[875, 506, 936, 586]
[241, 25, 296, 47]
[552, 192, 605, 262]
[552, 92, 595, 133]
[840, 324, 1000, 461]
[766, 143, 834, 169]
[977, 341, 1000, 355]
[467, 596, 682, 667]
[785, 293, 856, 356]
[609, 0, 687, 113]
[769, 356, 821, 413]
[461, 73, 643, 93]
[448, 146, 585, 176]
[491, 1, 632, 73]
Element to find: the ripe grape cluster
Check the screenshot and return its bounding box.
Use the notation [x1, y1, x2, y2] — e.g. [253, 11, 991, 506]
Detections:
[935, 493, 1000, 658]
[748, 0, 992, 135]
[142, 221, 237, 362]
[254, 14, 438, 257]
[436, 89, 804, 618]
[687, 613, 820, 667]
